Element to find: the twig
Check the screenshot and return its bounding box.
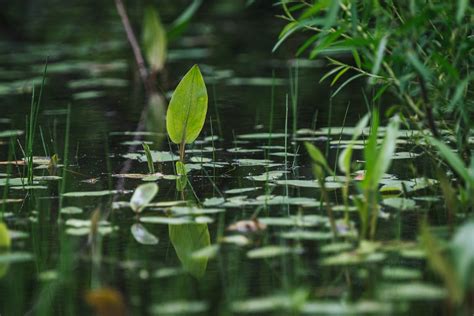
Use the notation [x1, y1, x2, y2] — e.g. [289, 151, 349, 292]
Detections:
[114, 0, 152, 94]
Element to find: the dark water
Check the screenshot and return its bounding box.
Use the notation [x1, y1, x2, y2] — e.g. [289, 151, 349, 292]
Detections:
[0, 2, 451, 315]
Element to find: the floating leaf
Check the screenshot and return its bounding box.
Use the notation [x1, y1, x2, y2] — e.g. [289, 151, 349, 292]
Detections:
[0, 130, 24, 138]
[130, 183, 158, 213]
[281, 230, 332, 241]
[246, 170, 287, 181]
[382, 267, 422, 280]
[377, 282, 447, 301]
[131, 223, 159, 245]
[258, 215, 326, 227]
[225, 187, 260, 194]
[60, 206, 83, 215]
[220, 235, 250, 246]
[150, 300, 208, 315]
[170, 206, 224, 216]
[382, 197, 416, 211]
[63, 190, 126, 197]
[166, 65, 208, 145]
[234, 158, 280, 167]
[122, 151, 179, 163]
[302, 300, 393, 314]
[237, 133, 287, 140]
[247, 246, 300, 259]
[0, 252, 33, 263]
[140, 216, 193, 225]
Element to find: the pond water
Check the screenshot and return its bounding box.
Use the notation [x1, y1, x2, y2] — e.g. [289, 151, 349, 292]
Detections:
[0, 2, 453, 315]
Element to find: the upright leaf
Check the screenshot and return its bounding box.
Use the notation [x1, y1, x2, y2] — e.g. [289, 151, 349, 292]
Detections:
[364, 115, 400, 188]
[143, 6, 167, 72]
[166, 65, 208, 145]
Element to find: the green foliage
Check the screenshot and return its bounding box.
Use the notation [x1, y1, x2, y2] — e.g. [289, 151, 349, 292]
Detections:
[361, 113, 400, 191]
[0, 223, 11, 249]
[175, 161, 188, 191]
[143, 6, 167, 72]
[169, 223, 210, 278]
[451, 221, 474, 293]
[167, 0, 203, 41]
[277, 1, 473, 156]
[166, 65, 208, 147]
[142, 142, 155, 174]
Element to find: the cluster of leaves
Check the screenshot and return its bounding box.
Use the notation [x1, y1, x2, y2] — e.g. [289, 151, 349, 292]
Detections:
[277, 0, 473, 156]
[279, 1, 474, 305]
[305, 111, 400, 240]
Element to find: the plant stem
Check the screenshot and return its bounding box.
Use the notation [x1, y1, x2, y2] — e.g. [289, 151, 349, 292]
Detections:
[114, 0, 155, 94]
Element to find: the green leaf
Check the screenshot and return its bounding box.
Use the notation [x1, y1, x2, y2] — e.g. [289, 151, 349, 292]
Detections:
[167, 0, 203, 41]
[371, 35, 388, 78]
[451, 221, 474, 292]
[130, 183, 159, 213]
[420, 222, 463, 303]
[142, 143, 155, 174]
[176, 161, 188, 191]
[166, 65, 208, 145]
[364, 115, 399, 188]
[143, 6, 167, 72]
[304, 142, 331, 175]
[169, 223, 210, 278]
[0, 223, 11, 249]
[456, 0, 468, 23]
[429, 137, 472, 186]
[406, 51, 431, 81]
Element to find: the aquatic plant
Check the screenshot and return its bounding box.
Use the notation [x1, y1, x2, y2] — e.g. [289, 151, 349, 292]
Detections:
[166, 64, 208, 162]
[24, 63, 48, 185]
[357, 112, 400, 239]
[306, 111, 399, 240]
[277, 0, 473, 163]
[142, 142, 155, 174]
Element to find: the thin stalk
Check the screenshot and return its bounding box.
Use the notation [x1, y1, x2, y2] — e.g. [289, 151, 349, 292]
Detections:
[290, 59, 299, 136]
[284, 94, 289, 216]
[211, 85, 223, 138]
[114, 0, 151, 94]
[59, 104, 71, 213]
